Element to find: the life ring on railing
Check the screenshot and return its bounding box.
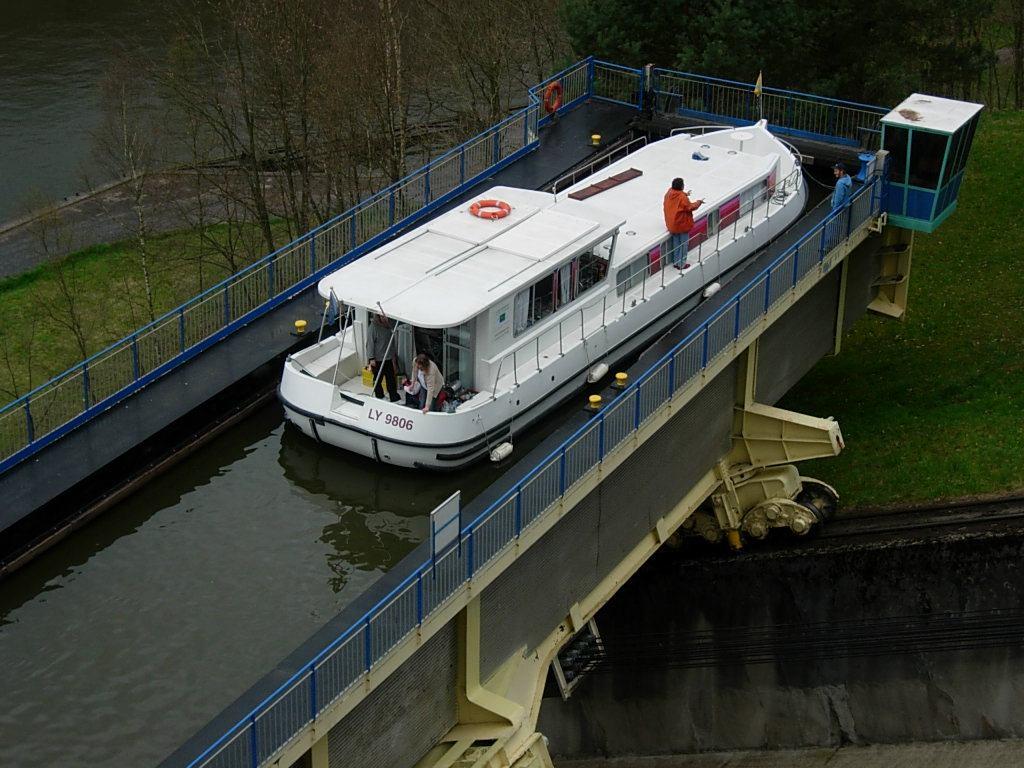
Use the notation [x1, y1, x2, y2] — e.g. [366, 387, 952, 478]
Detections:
[543, 81, 563, 114]
[469, 199, 512, 220]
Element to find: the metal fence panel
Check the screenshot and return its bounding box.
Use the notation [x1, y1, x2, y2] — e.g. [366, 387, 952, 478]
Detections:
[255, 674, 312, 764]
[370, 579, 419, 662]
[638, 362, 670, 424]
[592, 62, 642, 106]
[423, 547, 463, 616]
[198, 727, 253, 768]
[314, 633, 363, 711]
[564, 421, 601, 488]
[602, 394, 634, 453]
[519, 458, 560, 528]
[706, 311, 735, 361]
[471, 497, 516, 571]
[672, 336, 703, 392]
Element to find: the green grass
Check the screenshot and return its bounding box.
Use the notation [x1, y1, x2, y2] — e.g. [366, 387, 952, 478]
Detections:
[780, 110, 1024, 508]
[0, 222, 282, 399]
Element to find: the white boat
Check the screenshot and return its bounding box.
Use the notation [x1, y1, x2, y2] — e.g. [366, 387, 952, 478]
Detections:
[279, 120, 806, 469]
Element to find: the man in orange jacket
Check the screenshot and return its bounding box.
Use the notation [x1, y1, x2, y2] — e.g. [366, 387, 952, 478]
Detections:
[663, 177, 703, 268]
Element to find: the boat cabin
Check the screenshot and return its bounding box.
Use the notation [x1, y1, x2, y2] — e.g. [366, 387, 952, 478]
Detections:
[315, 125, 791, 410]
[317, 188, 624, 403]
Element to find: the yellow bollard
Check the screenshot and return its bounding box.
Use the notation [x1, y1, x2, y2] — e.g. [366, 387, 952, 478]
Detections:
[294, 319, 308, 335]
[591, 133, 602, 146]
[612, 372, 628, 389]
[586, 394, 603, 411]
[726, 530, 743, 550]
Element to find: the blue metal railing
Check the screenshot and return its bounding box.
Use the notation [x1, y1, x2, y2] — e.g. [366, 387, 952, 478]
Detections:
[651, 68, 887, 147]
[183, 178, 881, 768]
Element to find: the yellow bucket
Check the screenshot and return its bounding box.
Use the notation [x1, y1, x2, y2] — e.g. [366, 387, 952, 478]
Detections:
[362, 367, 374, 387]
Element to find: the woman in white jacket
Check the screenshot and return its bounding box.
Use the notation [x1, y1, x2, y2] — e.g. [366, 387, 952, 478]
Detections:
[413, 353, 445, 414]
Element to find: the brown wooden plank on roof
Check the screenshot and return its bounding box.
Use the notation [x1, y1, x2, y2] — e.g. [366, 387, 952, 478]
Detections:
[568, 167, 643, 200]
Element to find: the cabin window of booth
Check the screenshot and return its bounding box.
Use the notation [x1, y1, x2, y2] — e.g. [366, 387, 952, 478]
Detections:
[908, 129, 948, 188]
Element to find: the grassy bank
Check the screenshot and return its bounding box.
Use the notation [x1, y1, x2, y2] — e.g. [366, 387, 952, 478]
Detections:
[780, 110, 1024, 508]
[0, 224, 272, 399]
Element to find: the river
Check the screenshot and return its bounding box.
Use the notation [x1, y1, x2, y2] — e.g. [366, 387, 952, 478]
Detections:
[0, 0, 176, 223]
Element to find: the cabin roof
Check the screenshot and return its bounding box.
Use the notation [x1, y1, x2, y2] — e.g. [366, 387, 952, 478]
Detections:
[881, 93, 983, 134]
[318, 190, 622, 327]
[319, 122, 787, 328]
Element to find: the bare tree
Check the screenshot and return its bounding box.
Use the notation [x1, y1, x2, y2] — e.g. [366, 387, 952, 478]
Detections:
[94, 52, 165, 321]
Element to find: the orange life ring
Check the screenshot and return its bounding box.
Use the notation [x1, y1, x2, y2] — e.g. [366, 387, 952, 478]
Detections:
[469, 199, 512, 220]
[543, 81, 563, 114]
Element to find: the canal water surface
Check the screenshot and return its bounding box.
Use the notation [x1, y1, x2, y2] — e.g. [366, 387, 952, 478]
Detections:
[0, 402, 521, 767]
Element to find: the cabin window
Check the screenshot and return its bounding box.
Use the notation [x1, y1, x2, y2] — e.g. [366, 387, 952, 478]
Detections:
[443, 323, 474, 389]
[885, 125, 910, 184]
[908, 129, 947, 188]
[513, 272, 556, 336]
[616, 256, 649, 296]
[576, 249, 609, 295]
[719, 196, 741, 230]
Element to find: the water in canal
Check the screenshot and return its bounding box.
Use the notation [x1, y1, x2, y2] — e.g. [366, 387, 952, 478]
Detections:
[0, 402, 540, 767]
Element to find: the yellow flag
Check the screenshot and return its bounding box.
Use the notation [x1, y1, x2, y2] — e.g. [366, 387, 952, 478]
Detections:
[754, 71, 763, 97]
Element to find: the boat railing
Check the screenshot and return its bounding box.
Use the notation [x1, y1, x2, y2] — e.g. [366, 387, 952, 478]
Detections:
[489, 162, 804, 398]
[549, 135, 649, 194]
[668, 124, 738, 136]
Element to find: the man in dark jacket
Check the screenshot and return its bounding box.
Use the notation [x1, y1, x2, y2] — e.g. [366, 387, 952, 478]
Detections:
[367, 313, 400, 402]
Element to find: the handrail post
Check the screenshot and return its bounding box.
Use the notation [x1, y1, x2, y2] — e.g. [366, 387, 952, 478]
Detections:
[558, 448, 566, 494]
[268, 257, 276, 299]
[310, 232, 317, 274]
[249, 715, 258, 768]
[633, 385, 642, 429]
[178, 308, 186, 353]
[416, 572, 424, 624]
[701, 327, 709, 367]
[460, 146, 466, 184]
[309, 663, 317, 721]
[514, 493, 522, 536]
[131, 334, 140, 380]
[668, 354, 675, 394]
[82, 362, 90, 409]
[467, 529, 475, 578]
[424, 167, 431, 204]
[792, 245, 800, 286]
[597, 411, 605, 459]
[764, 271, 772, 312]
[733, 297, 741, 338]
[223, 286, 230, 326]
[24, 400, 34, 443]
[363, 619, 372, 672]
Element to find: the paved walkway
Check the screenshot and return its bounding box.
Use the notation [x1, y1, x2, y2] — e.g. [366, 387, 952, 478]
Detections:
[0, 173, 219, 279]
[557, 740, 1024, 768]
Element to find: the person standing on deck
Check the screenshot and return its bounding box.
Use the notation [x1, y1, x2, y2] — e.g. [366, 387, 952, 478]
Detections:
[663, 178, 703, 268]
[367, 313, 400, 402]
[831, 162, 853, 209]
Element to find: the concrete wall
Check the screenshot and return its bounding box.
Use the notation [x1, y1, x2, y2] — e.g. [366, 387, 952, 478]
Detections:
[539, 532, 1024, 754]
[326, 624, 458, 768]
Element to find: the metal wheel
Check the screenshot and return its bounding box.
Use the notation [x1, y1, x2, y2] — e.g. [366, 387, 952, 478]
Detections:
[797, 478, 839, 523]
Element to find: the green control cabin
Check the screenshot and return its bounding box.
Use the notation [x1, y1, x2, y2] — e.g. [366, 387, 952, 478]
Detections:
[880, 93, 983, 233]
